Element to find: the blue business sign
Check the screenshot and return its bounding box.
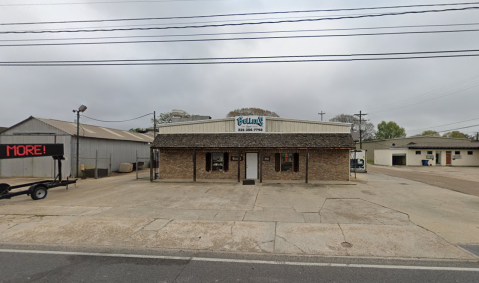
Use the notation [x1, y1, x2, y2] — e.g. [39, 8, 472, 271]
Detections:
[235, 116, 265, 133]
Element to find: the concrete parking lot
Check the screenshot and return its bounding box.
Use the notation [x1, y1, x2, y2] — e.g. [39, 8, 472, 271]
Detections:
[369, 165, 479, 197]
[0, 170, 478, 260]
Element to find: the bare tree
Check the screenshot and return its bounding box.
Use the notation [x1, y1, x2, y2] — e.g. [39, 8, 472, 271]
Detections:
[226, 108, 279, 117]
[330, 114, 375, 140]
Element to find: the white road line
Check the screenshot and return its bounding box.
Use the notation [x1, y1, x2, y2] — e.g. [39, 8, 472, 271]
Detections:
[0, 249, 478, 272]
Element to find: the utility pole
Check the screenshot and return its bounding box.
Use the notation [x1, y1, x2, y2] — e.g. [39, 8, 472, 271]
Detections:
[318, 111, 326, 121]
[476, 132, 479, 142]
[354, 110, 368, 150]
[153, 111, 157, 179]
[153, 111, 156, 138]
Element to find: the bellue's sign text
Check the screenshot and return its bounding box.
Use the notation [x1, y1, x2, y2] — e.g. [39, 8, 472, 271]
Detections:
[235, 116, 265, 132]
[0, 144, 64, 160]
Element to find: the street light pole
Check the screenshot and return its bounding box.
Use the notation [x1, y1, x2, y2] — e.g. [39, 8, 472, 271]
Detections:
[73, 105, 87, 178]
[76, 110, 80, 178]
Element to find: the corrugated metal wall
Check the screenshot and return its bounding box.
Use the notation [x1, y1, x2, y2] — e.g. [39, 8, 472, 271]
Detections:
[72, 137, 150, 176]
[266, 120, 349, 133]
[1, 118, 150, 178]
[0, 135, 71, 178]
[160, 118, 350, 134]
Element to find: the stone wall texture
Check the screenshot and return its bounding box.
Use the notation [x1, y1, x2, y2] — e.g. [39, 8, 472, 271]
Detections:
[159, 149, 349, 181]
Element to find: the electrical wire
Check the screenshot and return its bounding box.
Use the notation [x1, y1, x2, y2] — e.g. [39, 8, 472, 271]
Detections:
[437, 124, 479, 133]
[5, 13, 369, 32]
[0, 0, 227, 7]
[2, 28, 479, 47]
[2, 22, 479, 43]
[2, 49, 479, 64]
[2, 1, 479, 21]
[1, 53, 479, 66]
[410, 117, 479, 132]
[367, 73, 479, 111]
[369, 83, 479, 115]
[82, 113, 153, 122]
[1, 7, 478, 34]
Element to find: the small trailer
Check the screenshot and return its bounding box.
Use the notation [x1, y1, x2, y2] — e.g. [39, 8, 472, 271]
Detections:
[0, 144, 77, 200]
[350, 149, 367, 173]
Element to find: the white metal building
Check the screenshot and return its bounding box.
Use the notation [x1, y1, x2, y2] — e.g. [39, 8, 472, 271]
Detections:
[358, 136, 473, 162]
[0, 116, 153, 178]
[374, 142, 479, 166]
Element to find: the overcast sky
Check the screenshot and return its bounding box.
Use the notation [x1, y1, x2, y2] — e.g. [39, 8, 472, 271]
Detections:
[1, 0, 479, 137]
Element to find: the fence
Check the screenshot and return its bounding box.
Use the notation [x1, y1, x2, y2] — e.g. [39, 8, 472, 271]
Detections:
[135, 150, 153, 179]
[79, 150, 112, 179]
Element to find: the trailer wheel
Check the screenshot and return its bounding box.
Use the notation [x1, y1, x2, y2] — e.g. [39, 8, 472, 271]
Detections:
[30, 185, 48, 200]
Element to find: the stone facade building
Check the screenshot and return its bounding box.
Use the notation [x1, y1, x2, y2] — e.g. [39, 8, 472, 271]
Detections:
[150, 117, 354, 182]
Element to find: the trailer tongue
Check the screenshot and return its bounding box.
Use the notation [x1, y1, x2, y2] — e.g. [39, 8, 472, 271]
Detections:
[0, 144, 77, 200]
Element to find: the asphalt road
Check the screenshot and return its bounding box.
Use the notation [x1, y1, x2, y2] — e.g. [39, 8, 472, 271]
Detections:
[1, 249, 478, 283]
[368, 165, 479, 197]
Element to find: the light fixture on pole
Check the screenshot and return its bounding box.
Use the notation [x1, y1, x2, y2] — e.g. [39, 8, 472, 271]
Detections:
[73, 105, 87, 178]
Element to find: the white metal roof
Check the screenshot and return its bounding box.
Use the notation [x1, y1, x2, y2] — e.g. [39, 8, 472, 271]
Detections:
[34, 117, 153, 143]
[158, 116, 351, 128]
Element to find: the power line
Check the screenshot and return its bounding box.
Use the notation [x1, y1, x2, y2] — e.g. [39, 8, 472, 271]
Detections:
[367, 73, 479, 111]
[2, 49, 479, 64]
[82, 113, 153, 122]
[2, 22, 479, 43]
[369, 82, 479, 115]
[2, 1, 479, 22]
[6, 13, 368, 33]
[0, 0, 223, 7]
[437, 123, 479, 133]
[2, 28, 479, 47]
[410, 117, 479, 132]
[1, 53, 479, 66]
[1, 7, 478, 34]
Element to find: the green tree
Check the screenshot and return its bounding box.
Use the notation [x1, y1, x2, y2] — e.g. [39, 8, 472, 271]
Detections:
[152, 112, 173, 125]
[376, 121, 406, 139]
[330, 114, 375, 140]
[421, 130, 440, 137]
[129, 128, 147, 133]
[442, 131, 467, 139]
[226, 108, 279, 117]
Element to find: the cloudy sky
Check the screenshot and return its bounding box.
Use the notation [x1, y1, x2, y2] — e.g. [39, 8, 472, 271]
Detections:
[1, 0, 479, 137]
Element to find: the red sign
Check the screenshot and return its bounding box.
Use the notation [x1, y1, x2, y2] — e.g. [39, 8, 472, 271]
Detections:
[0, 144, 64, 159]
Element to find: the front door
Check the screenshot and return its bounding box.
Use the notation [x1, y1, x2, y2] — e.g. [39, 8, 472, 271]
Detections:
[446, 152, 452, 165]
[436, 151, 441, 165]
[246, 153, 258, 179]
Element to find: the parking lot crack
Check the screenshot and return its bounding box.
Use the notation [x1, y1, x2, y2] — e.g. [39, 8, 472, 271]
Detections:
[276, 235, 306, 254]
[252, 187, 261, 210]
[326, 187, 345, 198]
[157, 219, 173, 231]
[318, 199, 327, 222]
[230, 222, 235, 238]
[273, 221, 277, 253]
[252, 239, 275, 253]
[337, 224, 350, 256]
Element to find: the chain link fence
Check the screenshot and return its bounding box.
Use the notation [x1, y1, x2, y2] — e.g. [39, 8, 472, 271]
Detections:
[135, 149, 153, 179]
[79, 150, 112, 179]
